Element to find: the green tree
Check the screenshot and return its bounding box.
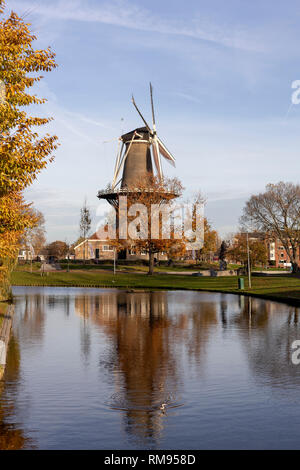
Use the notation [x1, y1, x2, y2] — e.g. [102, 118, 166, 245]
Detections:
[228, 233, 268, 268]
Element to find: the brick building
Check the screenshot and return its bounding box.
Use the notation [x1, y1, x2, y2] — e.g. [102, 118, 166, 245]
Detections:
[74, 232, 167, 261]
[268, 238, 300, 268]
[230, 232, 300, 268]
[74, 233, 115, 261]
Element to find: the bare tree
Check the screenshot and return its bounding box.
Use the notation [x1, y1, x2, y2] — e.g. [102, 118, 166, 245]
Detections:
[79, 199, 92, 262]
[47, 241, 69, 260]
[21, 209, 46, 259]
[241, 182, 300, 273]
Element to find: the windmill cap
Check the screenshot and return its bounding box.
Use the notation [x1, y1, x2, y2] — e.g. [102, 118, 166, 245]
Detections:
[121, 127, 151, 142]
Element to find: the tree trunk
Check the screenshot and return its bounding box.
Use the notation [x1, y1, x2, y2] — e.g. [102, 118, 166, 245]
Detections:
[83, 237, 86, 264]
[148, 248, 154, 275]
[289, 245, 299, 273]
[292, 261, 299, 273]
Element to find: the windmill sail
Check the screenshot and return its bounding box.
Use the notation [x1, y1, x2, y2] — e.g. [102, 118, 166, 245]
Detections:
[131, 95, 151, 131]
[150, 82, 156, 130]
[157, 137, 176, 167]
[152, 136, 162, 180]
[110, 85, 176, 188]
[112, 141, 124, 189]
[98, 85, 178, 208]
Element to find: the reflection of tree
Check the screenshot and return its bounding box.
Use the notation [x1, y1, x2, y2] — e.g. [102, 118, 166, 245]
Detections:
[47, 295, 71, 316]
[236, 297, 300, 390]
[220, 295, 228, 328]
[14, 294, 46, 346]
[75, 290, 218, 445]
[172, 302, 218, 366]
[14, 293, 71, 347]
[0, 335, 34, 449]
[80, 312, 91, 363]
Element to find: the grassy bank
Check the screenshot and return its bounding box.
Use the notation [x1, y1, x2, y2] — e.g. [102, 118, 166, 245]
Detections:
[11, 269, 300, 305]
[58, 262, 222, 273]
[0, 302, 9, 329]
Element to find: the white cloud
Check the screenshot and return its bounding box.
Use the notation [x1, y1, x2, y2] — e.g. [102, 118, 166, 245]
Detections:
[8, 0, 264, 52]
[30, 80, 116, 146]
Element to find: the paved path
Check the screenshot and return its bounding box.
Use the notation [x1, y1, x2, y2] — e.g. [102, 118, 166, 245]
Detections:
[40, 263, 62, 272]
[254, 270, 289, 274]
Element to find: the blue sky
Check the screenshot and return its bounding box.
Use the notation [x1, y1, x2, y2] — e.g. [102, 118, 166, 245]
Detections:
[6, 0, 300, 242]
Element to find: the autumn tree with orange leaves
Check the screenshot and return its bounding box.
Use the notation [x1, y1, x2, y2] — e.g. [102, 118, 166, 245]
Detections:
[186, 192, 218, 264]
[0, 0, 58, 300]
[196, 219, 219, 263]
[111, 177, 185, 275]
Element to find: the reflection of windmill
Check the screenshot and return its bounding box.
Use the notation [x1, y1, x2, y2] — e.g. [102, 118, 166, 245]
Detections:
[74, 291, 177, 445]
[98, 84, 177, 208]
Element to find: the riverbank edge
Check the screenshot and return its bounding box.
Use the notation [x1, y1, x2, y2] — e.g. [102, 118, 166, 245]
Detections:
[0, 305, 14, 380]
[11, 281, 300, 308]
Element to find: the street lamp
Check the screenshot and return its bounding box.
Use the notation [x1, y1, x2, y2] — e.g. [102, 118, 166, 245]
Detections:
[246, 232, 252, 288]
[113, 247, 116, 275]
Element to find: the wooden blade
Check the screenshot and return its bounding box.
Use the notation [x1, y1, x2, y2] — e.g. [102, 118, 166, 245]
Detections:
[112, 141, 124, 189]
[152, 136, 163, 180]
[131, 95, 152, 132]
[150, 82, 156, 130]
[114, 145, 128, 188]
[157, 136, 176, 166]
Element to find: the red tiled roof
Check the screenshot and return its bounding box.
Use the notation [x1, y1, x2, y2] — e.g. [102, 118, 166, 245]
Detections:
[89, 232, 100, 240]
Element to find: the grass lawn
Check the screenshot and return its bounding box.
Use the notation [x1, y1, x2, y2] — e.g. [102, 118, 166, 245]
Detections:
[58, 262, 288, 273]
[11, 269, 300, 305]
[14, 262, 41, 273]
[58, 262, 218, 273]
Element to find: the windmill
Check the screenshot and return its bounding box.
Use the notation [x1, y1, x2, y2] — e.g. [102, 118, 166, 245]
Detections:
[111, 83, 175, 190]
[98, 84, 177, 207]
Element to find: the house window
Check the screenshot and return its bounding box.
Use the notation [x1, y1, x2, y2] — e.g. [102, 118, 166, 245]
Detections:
[102, 245, 113, 251]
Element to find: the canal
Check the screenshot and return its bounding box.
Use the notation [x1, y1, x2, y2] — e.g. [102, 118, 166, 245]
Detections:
[1, 286, 300, 449]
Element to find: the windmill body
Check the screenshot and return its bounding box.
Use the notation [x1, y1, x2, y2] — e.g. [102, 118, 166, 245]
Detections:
[120, 127, 153, 189]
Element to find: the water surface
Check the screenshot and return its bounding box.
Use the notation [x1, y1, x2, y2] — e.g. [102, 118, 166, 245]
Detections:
[0, 286, 300, 449]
